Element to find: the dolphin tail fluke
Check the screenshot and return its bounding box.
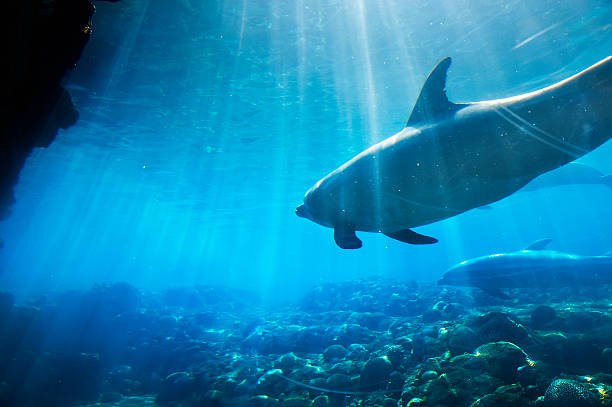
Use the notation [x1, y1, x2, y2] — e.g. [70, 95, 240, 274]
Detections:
[601, 175, 612, 191]
[384, 229, 438, 245]
[334, 226, 362, 249]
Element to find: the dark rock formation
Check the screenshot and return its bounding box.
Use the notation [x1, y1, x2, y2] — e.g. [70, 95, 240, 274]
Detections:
[1, 0, 117, 220]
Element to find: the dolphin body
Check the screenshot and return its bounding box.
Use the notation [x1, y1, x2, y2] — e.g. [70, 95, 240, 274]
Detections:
[520, 162, 612, 192]
[438, 239, 612, 298]
[296, 56, 612, 249]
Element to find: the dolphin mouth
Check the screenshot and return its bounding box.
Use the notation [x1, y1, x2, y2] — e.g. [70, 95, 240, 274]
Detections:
[296, 204, 310, 219]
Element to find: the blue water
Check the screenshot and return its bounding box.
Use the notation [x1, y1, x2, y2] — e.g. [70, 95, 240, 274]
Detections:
[1, 0, 612, 303]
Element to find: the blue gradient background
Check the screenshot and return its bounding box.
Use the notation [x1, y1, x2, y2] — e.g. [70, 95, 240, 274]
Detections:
[1, 0, 611, 302]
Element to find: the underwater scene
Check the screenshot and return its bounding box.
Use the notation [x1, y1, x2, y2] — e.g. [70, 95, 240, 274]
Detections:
[2, 0, 612, 406]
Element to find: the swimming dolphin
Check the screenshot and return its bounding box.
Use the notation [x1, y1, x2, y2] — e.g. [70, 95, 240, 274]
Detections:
[520, 162, 612, 192]
[296, 56, 612, 249]
[438, 239, 612, 298]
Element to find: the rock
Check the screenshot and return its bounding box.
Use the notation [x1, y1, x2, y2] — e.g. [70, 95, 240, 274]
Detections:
[155, 371, 196, 405]
[516, 361, 557, 389]
[329, 361, 358, 376]
[543, 379, 599, 407]
[2, 0, 94, 218]
[564, 311, 611, 332]
[423, 373, 458, 405]
[107, 364, 138, 394]
[254, 369, 285, 396]
[472, 312, 529, 344]
[274, 352, 302, 373]
[532, 332, 568, 363]
[323, 345, 347, 363]
[560, 335, 603, 370]
[421, 370, 438, 381]
[326, 373, 353, 391]
[280, 396, 311, 407]
[360, 357, 393, 389]
[388, 371, 405, 394]
[448, 325, 480, 354]
[99, 391, 123, 403]
[470, 384, 524, 407]
[531, 305, 557, 329]
[205, 390, 225, 402]
[396, 336, 414, 353]
[250, 395, 280, 407]
[293, 365, 326, 381]
[348, 311, 388, 330]
[407, 397, 425, 406]
[335, 324, 376, 346]
[386, 345, 407, 368]
[346, 344, 368, 361]
[382, 397, 397, 407]
[444, 354, 499, 400]
[422, 308, 444, 323]
[474, 342, 528, 382]
[442, 302, 468, 318]
[449, 353, 487, 372]
[602, 348, 612, 367]
[312, 395, 329, 407]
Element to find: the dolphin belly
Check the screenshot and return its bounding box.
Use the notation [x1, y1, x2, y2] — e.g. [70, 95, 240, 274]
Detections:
[440, 245, 612, 297]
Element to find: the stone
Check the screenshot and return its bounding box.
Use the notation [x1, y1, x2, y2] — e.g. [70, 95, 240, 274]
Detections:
[470, 384, 523, 407]
[326, 373, 353, 391]
[421, 370, 438, 381]
[423, 373, 458, 405]
[323, 345, 347, 363]
[472, 312, 529, 344]
[382, 397, 397, 407]
[312, 395, 329, 407]
[155, 371, 196, 405]
[250, 395, 280, 407]
[448, 325, 480, 354]
[474, 342, 528, 382]
[348, 311, 388, 330]
[386, 345, 407, 368]
[254, 369, 285, 396]
[360, 357, 393, 389]
[346, 344, 368, 361]
[280, 396, 311, 407]
[531, 305, 557, 329]
[543, 379, 599, 407]
[274, 352, 302, 373]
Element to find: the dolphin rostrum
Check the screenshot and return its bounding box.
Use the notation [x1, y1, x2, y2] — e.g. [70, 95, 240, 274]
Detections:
[296, 56, 612, 249]
[438, 239, 612, 298]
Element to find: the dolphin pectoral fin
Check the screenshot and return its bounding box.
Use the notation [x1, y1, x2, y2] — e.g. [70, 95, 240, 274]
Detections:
[477, 286, 510, 300]
[525, 238, 552, 251]
[334, 226, 362, 249]
[407, 57, 467, 126]
[384, 229, 438, 245]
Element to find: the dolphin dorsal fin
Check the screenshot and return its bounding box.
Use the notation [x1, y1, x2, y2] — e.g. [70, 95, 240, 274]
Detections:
[525, 238, 552, 251]
[407, 57, 462, 126]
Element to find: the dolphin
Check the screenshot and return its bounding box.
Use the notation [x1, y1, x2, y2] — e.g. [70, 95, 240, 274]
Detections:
[438, 239, 612, 298]
[296, 56, 612, 249]
[520, 162, 612, 192]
